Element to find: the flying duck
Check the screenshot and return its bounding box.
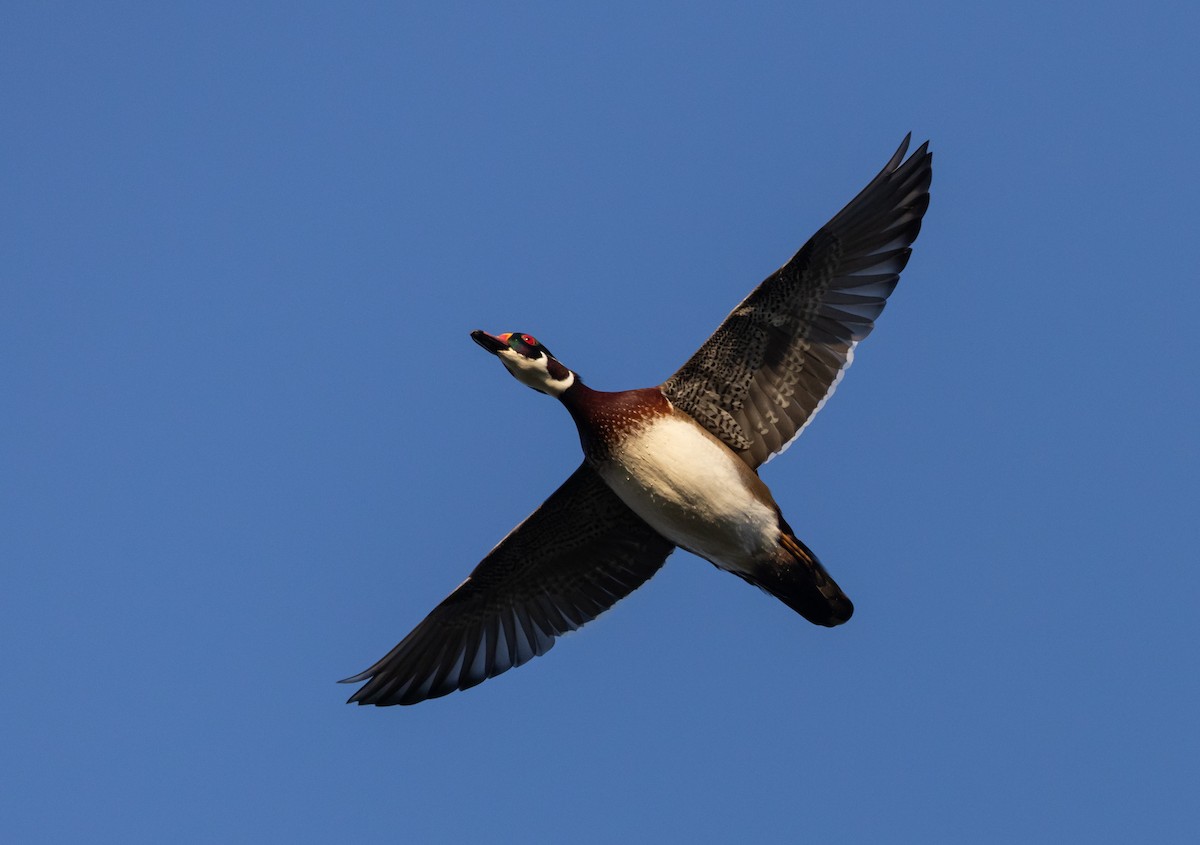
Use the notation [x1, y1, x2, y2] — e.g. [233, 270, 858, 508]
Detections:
[343, 135, 932, 705]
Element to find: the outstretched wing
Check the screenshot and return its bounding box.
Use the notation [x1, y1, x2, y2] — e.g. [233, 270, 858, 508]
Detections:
[342, 463, 675, 706]
[662, 135, 932, 468]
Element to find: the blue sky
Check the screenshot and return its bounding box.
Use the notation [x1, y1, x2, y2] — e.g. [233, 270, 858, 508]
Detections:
[4, 2, 1198, 842]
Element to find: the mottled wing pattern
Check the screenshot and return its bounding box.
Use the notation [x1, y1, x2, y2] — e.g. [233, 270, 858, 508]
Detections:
[342, 463, 675, 706]
[662, 135, 932, 468]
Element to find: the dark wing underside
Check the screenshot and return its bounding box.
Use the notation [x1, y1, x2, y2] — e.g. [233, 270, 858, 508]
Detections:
[662, 135, 932, 469]
[342, 463, 675, 706]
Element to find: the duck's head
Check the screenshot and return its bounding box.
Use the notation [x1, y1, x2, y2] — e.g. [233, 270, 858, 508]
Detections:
[471, 330, 576, 397]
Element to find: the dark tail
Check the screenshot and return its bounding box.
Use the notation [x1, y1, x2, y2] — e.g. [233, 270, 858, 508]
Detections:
[738, 532, 854, 627]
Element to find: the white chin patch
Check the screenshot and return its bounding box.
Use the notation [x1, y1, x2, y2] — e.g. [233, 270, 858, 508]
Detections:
[498, 350, 575, 396]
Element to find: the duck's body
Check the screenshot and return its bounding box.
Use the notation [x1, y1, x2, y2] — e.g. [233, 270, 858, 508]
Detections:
[343, 135, 932, 705]
[561, 381, 850, 624]
[592, 403, 781, 570]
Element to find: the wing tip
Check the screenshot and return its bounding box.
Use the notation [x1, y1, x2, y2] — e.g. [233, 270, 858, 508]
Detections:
[889, 132, 933, 178]
[889, 132, 912, 169]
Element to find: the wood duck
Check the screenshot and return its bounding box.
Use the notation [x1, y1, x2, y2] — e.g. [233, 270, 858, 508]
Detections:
[343, 135, 932, 706]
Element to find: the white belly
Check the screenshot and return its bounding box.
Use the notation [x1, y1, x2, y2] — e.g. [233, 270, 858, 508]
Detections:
[597, 415, 779, 570]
